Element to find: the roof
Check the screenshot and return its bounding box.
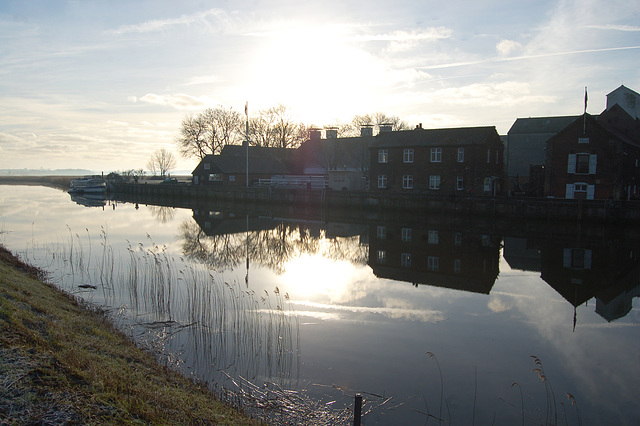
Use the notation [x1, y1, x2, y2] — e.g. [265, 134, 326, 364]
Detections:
[508, 116, 579, 135]
[371, 126, 500, 148]
[192, 154, 288, 175]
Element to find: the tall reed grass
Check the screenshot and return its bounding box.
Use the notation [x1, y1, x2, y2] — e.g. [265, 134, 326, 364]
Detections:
[19, 227, 304, 419]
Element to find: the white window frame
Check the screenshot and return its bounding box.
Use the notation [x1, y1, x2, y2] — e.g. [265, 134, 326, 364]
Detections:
[567, 153, 597, 175]
[402, 174, 413, 189]
[377, 250, 386, 264]
[455, 232, 462, 246]
[208, 173, 222, 182]
[377, 225, 386, 239]
[401, 253, 412, 267]
[378, 149, 388, 163]
[430, 147, 442, 163]
[403, 148, 414, 163]
[429, 175, 441, 190]
[204, 163, 211, 170]
[377, 174, 387, 189]
[563, 248, 592, 270]
[457, 147, 464, 162]
[454, 259, 461, 274]
[428, 256, 439, 271]
[457, 176, 464, 190]
[401, 228, 412, 242]
[428, 230, 439, 245]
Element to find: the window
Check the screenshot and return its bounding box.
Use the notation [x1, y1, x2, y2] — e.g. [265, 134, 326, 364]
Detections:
[576, 154, 590, 174]
[401, 228, 412, 242]
[402, 175, 413, 189]
[401, 253, 412, 267]
[228, 175, 235, 182]
[487, 148, 491, 163]
[578, 137, 590, 144]
[567, 183, 594, 199]
[567, 153, 597, 174]
[430, 147, 442, 162]
[378, 149, 388, 163]
[563, 248, 592, 270]
[403, 148, 414, 163]
[455, 232, 462, 246]
[454, 259, 461, 274]
[457, 148, 464, 162]
[428, 256, 439, 271]
[377, 250, 386, 264]
[377, 174, 387, 188]
[377, 226, 386, 239]
[457, 176, 464, 190]
[429, 175, 441, 190]
[428, 230, 439, 244]
[208, 173, 222, 181]
[204, 163, 211, 170]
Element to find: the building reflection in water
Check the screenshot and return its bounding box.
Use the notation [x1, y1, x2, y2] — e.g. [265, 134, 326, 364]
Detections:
[368, 223, 501, 294]
[186, 204, 640, 326]
[504, 233, 640, 326]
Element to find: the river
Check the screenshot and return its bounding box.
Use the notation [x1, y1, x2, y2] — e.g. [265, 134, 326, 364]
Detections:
[0, 184, 638, 425]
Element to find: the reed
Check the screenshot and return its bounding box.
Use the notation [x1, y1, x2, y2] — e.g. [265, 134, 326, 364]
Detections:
[18, 227, 302, 420]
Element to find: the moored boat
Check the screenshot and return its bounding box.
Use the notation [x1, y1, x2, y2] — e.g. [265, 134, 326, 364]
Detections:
[69, 177, 107, 193]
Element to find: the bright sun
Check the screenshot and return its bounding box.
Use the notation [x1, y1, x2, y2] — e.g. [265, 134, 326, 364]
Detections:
[249, 25, 381, 124]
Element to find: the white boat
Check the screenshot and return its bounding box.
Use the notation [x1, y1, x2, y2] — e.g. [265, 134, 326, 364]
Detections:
[69, 177, 107, 193]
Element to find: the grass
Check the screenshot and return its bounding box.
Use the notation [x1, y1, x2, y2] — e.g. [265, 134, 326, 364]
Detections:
[0, 244, 259, 425]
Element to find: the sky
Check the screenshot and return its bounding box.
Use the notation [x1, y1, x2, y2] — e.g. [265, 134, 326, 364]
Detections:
[1, 0, 639, 173]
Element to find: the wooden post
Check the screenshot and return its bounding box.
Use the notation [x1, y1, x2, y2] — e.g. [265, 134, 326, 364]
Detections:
[354, 393, 362, 426]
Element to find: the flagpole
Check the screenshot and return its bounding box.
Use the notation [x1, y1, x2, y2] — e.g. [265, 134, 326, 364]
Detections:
[245, 101, 249, 188]
[583, 86, 587, 134]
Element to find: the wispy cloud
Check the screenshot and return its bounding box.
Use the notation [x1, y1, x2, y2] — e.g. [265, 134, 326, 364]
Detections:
[133, 93, 211, 110]
[107, 8, 231, 35]
[417, 45, 640, 70]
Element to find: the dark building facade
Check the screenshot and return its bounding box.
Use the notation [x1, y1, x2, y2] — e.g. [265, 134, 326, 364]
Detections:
[544, 107, 640, 200]
[369, 126, 504, 195]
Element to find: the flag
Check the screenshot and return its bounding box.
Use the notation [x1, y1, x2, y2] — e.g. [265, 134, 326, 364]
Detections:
[584, 87, 588, 113]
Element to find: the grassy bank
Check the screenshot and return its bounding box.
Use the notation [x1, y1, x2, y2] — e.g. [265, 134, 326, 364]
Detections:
[0, 245, 259, 425]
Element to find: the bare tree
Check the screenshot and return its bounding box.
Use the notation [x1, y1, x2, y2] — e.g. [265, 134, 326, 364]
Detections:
[176, 106, 244, 159]
[250, 104, 308, 149]
[147, 148, 177, 177]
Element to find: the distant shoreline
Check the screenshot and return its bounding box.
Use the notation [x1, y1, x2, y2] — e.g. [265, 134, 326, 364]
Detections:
[0, 175, 78, 190]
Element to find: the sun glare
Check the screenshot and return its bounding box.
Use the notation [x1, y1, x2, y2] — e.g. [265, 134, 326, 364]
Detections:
[280, 253, 361, 303]
[249, 25, 380, 123]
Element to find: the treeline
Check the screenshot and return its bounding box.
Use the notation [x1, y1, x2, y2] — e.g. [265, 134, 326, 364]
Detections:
[176, 104, 409, 161]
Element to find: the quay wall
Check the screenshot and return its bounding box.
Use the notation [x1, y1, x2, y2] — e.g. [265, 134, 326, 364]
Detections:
[115, 183, 640, 224]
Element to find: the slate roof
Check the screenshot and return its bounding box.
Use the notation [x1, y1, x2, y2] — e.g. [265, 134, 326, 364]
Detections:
[371, 126, 501, 148]
[192, 154, 288, 175]
[508, 116, 579, 135]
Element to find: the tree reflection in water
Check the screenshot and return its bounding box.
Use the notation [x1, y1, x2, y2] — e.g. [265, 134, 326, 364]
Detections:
[179, 218, 368, 274]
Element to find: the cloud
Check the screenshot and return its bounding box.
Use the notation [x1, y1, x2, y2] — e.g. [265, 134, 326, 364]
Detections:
[584, 24, 640, 32]
[358, 27, 452, 42]
[181, 75, 222, 86]
[136, 93, 211, 110]
[496, 39, 522, 56]
[108, 8, 231, 35]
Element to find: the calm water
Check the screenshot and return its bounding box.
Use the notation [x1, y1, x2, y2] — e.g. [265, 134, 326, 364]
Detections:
[1, 185, 639, 425]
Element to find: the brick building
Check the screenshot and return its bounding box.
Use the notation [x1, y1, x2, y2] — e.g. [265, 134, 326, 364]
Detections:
[369, 126, 504, 195]
[544, 106, 640, 200]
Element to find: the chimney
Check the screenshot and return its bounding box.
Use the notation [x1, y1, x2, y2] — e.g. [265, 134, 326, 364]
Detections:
[379, 123, 393, 134]
[360, 125, 373, 137]
[325, 127, 338, 139]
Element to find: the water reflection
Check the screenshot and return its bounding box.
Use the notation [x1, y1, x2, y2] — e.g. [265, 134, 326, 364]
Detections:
[505, 234, 640, 326]
[3, 186, 639, 424]
[184, 203, 640, 325]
